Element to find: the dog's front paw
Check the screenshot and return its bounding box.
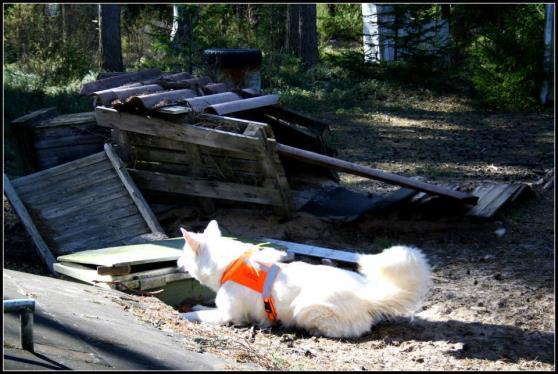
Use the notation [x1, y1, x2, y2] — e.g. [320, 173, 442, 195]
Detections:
[180, 312, 201, 322]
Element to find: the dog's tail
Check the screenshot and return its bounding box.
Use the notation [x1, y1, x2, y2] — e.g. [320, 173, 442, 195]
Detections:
[357, 245, 432, 321]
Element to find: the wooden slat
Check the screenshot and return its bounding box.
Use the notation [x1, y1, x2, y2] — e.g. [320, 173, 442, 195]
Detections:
[468, 184, 523, 218]
[133, 146, 193, 165]
[11, 151, 107, 187]
[33, 123, 104, 139]
[200, 146, 260, 161]
[95, 107, 264, 154]
[34, 134, 105, 149]
[134, 160, 192, 176]
[258, 238, 360, 265]
[36, 112, 97, 128]
[11, 107, 58, 125]
[38, 186, 129, 219]
[15, 160, 115, 196]
[46, 203, 140, 238]
[52, 213, 147, 245]
[200, 154, 263, 174]
[129, 169, 283, 206]
[124, 132, 261, 162]
[58, 222, 151, 254]
[46, 199, 137, 228]
[36, 144, 106, 170]
[250, 127, 295, 217]
[3, 174, 57, 273]
[20, 170, 120, 206]
[104, 143, 165, 235]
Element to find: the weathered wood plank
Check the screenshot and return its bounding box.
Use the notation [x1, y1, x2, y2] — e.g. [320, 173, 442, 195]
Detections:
[35, 143, 106, 162]
[250, 127, 295, 218]
[58, 222, 151, 254]
[95, 107, 264, 154]
[52, 213, 147, 245]
[35, 112, 97, 128]
[34, 134, 106, 150]
[134, 160, 192, 176]
[200, 146, 260, 161]
[129, 169, 283, 206]
[123, 132, 261, 162]
[11, 107, 58, 125]
[19, 170, 120, 206]
[3, 174, 57, 274]
[258, 238, 360, 265]
[15, 159, 115, 196]
[195, 113, 272, 136]
[105, 143, 165, 235]
[46, 199, 137, 228]
[11, 152, 107, 187]
[33, 123, 105, 139]
[38, 186, 129, 219]
[133, 146, 193, 165]
[467, 184, 523, 219]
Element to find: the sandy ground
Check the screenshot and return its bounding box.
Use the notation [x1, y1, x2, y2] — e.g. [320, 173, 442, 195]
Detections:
[3, 94, 555, 370]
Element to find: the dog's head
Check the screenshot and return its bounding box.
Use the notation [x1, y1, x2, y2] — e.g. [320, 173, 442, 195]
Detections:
[176, 220, 222, 286]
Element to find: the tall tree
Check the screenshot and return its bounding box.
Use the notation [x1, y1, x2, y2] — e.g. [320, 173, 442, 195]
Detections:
[286, 4, 301, 55]
[99, 4, 123, 71]
[299, 4, 319, 67]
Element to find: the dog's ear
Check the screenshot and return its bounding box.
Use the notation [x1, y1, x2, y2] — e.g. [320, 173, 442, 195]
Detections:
[180, 227, 200, 254]
[203, 220, 221, 239]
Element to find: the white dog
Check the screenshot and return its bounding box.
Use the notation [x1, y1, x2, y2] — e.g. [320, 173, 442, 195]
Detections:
[177, 220, 432, 338]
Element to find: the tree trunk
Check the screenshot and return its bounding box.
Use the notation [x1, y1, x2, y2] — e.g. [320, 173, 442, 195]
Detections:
[299, 4, 319, 67]
[99, 4, 124, 72]
[286, 4, 301, 55]
[328, 4, 336, 17]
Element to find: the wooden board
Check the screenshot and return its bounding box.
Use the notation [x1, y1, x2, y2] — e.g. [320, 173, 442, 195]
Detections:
[95, 107, 264, 155]
[3, 174, 58, 274]
[467, 183, 530, 219]
[129, 169, 283, 206]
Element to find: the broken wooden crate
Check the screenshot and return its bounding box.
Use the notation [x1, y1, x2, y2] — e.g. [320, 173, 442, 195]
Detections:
[95, 106, 297, 218]
[10, 108, 109, 173]
[3, 143, 165, 273]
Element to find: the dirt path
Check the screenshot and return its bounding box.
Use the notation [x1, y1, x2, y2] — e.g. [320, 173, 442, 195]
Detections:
[3, 94, 554, 370]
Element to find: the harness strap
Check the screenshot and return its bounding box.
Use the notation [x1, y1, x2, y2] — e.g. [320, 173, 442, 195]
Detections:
[220, 250, 281, 322]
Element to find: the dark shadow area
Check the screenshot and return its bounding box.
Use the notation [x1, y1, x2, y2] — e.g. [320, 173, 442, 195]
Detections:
[4, 352, 72, 370]
[244, 316, 554, 365]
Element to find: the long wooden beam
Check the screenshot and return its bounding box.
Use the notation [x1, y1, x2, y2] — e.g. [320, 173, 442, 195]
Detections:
[276, 143, 479, 204]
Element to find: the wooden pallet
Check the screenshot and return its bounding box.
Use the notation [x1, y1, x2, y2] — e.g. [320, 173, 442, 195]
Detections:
[95, 106, 295, 218]
[4, 143, 166, 274]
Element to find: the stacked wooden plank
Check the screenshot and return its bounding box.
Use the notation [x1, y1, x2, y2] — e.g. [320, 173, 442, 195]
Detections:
[10, 108, 109, 172]
[3, 144, 166, 273]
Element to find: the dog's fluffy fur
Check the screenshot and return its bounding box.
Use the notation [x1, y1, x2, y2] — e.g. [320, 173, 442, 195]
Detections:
[177, 220, 432, 338]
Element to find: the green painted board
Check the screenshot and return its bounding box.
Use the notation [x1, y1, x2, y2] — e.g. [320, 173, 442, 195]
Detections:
[56, 237, 186, 267]
[56, 236, 287, 268]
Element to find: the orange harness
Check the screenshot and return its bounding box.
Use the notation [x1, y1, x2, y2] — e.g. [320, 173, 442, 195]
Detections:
[219, 250, 281, 322]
